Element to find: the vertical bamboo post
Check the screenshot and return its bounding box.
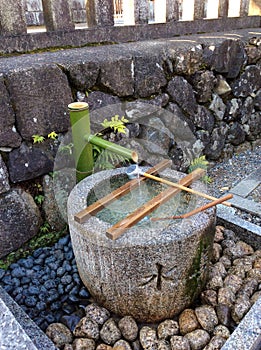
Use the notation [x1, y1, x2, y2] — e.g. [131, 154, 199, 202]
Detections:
[68, 102, 93, 182]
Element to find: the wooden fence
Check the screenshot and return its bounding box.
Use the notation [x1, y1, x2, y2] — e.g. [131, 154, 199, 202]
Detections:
[0, 0, 260, 54]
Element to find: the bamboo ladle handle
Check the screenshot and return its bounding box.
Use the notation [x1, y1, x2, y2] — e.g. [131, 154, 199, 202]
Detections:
[141, 172, 232, 207]
[151, 194, 233, 221]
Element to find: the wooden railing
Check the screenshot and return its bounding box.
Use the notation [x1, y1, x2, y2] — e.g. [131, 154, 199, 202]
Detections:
[0, 0, 260, 54]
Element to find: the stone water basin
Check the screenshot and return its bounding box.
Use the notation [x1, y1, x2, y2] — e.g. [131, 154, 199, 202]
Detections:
[67, 167, 216, 322]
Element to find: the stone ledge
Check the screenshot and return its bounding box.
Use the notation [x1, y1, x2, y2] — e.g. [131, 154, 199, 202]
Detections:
[0, 16, 260, 54]
[228, 195, 261, 217]
[221, 297, 261, 350]
[0, 286, 57, 350]
[217, 206, 261, 250]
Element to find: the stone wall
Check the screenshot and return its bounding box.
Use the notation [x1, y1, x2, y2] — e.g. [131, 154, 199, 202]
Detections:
[0, 31, 260, 257]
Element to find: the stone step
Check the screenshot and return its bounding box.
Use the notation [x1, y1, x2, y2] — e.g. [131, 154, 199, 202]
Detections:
[228, 194, 261, 217]
[230, 166, 261, 198]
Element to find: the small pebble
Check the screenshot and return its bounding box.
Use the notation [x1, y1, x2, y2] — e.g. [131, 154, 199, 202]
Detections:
[185, 329, 210, 350]
[140, 326, 158, 350]
[72, 338, 95, 350]
[231, 296, 251, 323]
[202, 335, 226, 350]
[217, 287, 235, 307]
[195, 305, 218, 333]
[200, 290, 217, 307]
[216, 304, 232, 327]
[170, 335, 190, 350]
[213, 325, 230, 339]
[158, 339, 171, 350]
[158, 319, 179, 339]
[85, 303, 110, 325]
[178, 309, 200, 335]
[96, 345, 113, 350]
[46, 323, 73, 349]
[113, 339, 132, 350]
[223, 274, 243, 294]
[73, 317, 99, 340]
[100, 318, 122, 345]
[118, 315, 138, 341]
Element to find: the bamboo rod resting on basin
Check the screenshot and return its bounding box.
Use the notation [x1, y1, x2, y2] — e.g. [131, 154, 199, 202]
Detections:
[151, 193, 233, 221]
[74, 159, 172, 223]
[106, 168, 205, 240]
[140, 172, 232, 207]
[86, 134, 138, 163]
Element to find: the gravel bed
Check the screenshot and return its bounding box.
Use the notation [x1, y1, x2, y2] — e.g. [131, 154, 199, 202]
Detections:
[0, 225, 261, 350]
[207, 146, 260, 197]
[207, 146, 261, 225]
[0, 235, 91, 332]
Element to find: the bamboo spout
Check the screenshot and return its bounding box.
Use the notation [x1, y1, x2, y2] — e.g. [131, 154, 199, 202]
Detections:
[85, 134, 138, 163]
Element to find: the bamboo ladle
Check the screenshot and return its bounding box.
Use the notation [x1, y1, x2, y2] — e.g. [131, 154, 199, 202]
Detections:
[151, 193, 233, 221]
[126, 165, 232, 207]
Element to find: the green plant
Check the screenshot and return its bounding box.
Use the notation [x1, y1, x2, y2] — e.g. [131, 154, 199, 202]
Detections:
[32, 131, 58, 144]
[32, 134, 45, 143]
[59, 143, 74, 155]
[39, 222, 51, 234]
[101, 115, 129, 134]
[94, 148, 130, 171]
[188, 155, 212, 184]
[34, 194, 45, 206]
[48, 131, 58, 140]
[91, 115, 131, 170]
[0, 225, 68, 270]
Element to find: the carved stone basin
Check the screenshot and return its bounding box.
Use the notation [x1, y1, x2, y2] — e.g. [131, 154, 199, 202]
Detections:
[67, 167, 216, 322]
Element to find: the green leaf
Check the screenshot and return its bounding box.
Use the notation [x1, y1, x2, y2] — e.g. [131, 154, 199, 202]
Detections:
[32, 135, 45, 143]
[100, 115, 129, 134]
[188, 155, 209, 173]
[48, 131, 58, 140]
[188, 155, 212, 183]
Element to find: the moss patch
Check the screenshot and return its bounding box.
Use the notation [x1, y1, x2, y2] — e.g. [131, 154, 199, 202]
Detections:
[0, 225, 68, 270]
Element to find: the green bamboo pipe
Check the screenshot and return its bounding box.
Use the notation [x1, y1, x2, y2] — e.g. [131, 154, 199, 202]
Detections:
[85, 134, 139, 163]
[68, 102, 94, 182]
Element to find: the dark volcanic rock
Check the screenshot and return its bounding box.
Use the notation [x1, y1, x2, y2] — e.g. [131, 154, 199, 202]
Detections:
[8, 143, 53, 183]
[87, 91, 121, 111]
[0, 188, 42, 258]
[100, 56, 134, 97]
[0, 156, 10, 194]
[207, 39, 247, 79]
[190, 70, 216, 103]
[231, 65, 261, 98]
[190, 105, 215, 132]
[134, 54, 167, 97]
[227, 122, 245, 146]
[64, 61, 99, 91]
[6, 64, 72, 140]
[167, 76, 197, 116]
[205, 124, 229, 160]
[0, 74, 22, 148]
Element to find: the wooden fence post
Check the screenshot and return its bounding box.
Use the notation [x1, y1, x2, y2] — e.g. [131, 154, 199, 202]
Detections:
[42, 0, 74, 31]
[240, 0, 250, 16]
[166, 0, 179, 21]
[86, 0, 114, 27]
[219, 0, 229, 17]
[194, 0, 206, 19]
[0, 0, 27, 35]
[134, 0, 149, 24]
